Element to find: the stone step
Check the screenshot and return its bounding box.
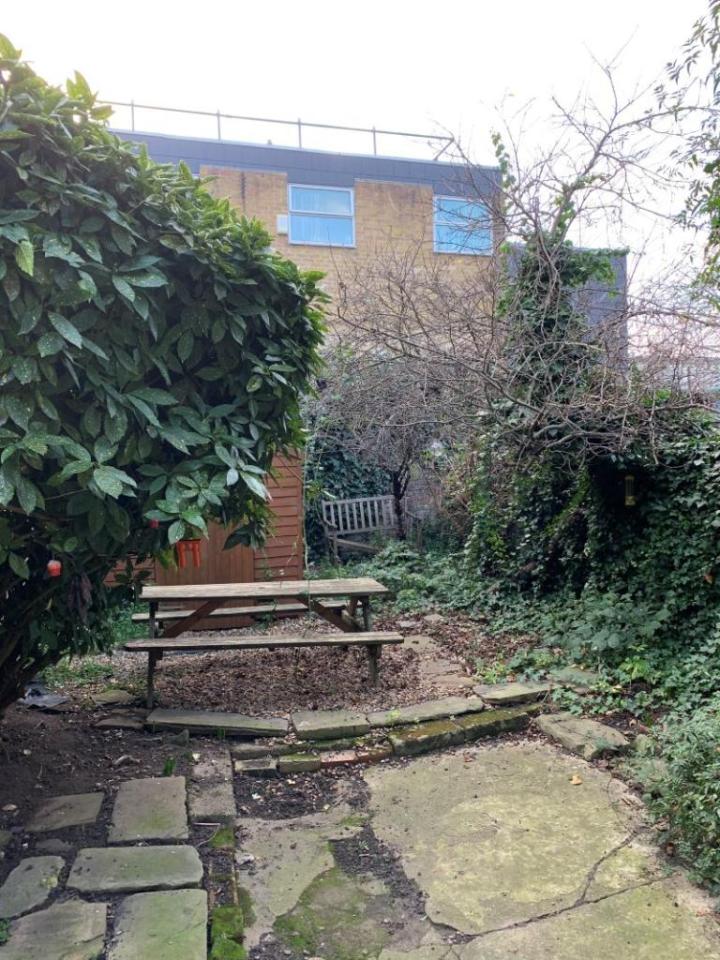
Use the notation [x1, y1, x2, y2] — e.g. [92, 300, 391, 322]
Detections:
[67, 845, 203, 894]
[108, 890, 207, 960]
[473, 681, 552, 705]
[146, 708, 289, 738]
[0, 901, 107, 960]
[536, 713, 630, 760]
[292, 709, 370, 741]
[367, 696, 485, 728]
[109, 777, 188, 843]
[388, 705, 538, 757]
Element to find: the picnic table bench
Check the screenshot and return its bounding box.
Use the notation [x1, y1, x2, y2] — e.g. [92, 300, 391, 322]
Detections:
[126, 578, 401, 706]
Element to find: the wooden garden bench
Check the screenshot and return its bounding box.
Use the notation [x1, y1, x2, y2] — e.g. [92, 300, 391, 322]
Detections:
[126, 630, 402, 706]
[321, 495, 398, 561]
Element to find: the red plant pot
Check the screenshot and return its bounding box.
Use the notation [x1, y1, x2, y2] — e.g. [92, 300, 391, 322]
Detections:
[176, 539, 202, 569]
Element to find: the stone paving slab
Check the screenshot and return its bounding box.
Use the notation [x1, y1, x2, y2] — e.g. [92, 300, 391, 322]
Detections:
[26, 792, 104, 832]
[368, 696, 485, 729]
[458, 881, 720, 959]
[92, 689, 135, 706]
[388, 719, 465, 757]
[365, 742, 655, 936]
[109, 776, 188, 842]
[189, 749, 236, 823]
[147, 708, 289, 736]
[278, 753, 322, 774]
[237, 805, 367, 948]
[0, 900, 107, 960]
[456, 705, 537, 741]
[474, 681, 552, 705]
[537, 712, 630, 759]
[235, 757, 279, 777]
[67, 845, 203, 893]
[547, 666, 600, 691]
[292, 709, 370, 740]
[109, 889, 208, 960]
[0, 856, 63, 918]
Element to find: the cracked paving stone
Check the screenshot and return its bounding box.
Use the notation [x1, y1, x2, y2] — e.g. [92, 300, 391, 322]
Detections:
[365, 742, 662, 935]
[0, 856, 64, 918]
[236, 805, 367, 949]
[457, 881, 720, 959]
[0, 900, 107, 960]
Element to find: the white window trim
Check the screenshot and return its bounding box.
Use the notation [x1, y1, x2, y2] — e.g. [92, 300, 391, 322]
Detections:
[288, 184, 356, 248]
[433, 195, 492, 256]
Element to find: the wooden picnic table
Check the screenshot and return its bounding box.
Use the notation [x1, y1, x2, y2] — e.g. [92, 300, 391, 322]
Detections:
[140, 577, 389, 638]
[131, 577, 399, 706]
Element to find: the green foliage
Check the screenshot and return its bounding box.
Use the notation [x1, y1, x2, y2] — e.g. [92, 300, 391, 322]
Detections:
[0, 37, 323, 709]
[325, 541, 483, 612]
[162, 756, 177, 777]
[648, 699, 720, 890]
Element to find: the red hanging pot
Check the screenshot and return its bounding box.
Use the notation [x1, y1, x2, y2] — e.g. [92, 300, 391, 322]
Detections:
[176, 538, 202, 569]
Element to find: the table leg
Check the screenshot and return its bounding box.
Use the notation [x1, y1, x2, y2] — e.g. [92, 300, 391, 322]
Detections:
[361, 596, 372, 631]
[367, 643, 381, 684]
[148, 601, 158, 639]
[147, 650, 161, 709]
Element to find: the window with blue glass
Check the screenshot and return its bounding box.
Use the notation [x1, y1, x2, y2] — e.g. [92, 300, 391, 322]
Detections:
[433, 197, 492, 255]
[288, 185, 355, 247]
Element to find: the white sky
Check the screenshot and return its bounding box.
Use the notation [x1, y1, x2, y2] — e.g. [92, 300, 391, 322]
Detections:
[3, 0, 712, 280]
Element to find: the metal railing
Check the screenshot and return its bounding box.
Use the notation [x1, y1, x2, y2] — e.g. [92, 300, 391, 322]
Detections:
[104, 100, 455, 161]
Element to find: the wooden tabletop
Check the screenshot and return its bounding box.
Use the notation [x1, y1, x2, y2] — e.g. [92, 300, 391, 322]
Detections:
[140, 577, 389, 603]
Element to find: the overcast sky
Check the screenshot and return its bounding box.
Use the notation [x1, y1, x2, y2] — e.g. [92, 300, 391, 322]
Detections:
[4, 1, 712, 277]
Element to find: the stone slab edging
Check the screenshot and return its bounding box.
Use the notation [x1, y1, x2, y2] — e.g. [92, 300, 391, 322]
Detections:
[234, 704, 542, 774]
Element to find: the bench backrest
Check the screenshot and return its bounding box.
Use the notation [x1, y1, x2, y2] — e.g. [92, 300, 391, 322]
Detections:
[322, 495, 397, 536]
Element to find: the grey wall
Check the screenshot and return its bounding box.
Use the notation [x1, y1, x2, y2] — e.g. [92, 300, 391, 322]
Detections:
[113, 130, 501, 199]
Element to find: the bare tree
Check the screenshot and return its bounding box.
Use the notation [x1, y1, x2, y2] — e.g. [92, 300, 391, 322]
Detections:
[313, 65, 718, 481]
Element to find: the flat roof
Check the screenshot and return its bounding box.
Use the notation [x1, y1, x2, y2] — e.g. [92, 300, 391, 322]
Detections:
[113, 130, 502, 198]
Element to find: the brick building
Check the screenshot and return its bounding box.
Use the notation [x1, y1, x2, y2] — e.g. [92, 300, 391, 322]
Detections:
[115, 118, 503, 583]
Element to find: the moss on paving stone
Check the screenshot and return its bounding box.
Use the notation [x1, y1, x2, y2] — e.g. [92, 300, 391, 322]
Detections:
[210, 905, 247, 960]
[209, 826, 235, 850]
[456, 704, 537, 741]
[274, 866, 392, 960]
[236, 887, 255, 927]
[388, 718, 465, 757]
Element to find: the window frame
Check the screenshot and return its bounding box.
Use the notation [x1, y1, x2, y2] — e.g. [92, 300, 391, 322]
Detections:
[433, 195, 492, 257]
[287, 183, 356, 248]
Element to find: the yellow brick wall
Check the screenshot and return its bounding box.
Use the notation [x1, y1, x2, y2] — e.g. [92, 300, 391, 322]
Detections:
[201, 165, 492, 298]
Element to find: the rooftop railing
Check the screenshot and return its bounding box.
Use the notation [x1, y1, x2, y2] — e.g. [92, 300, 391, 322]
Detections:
[104, 101, 456, 161]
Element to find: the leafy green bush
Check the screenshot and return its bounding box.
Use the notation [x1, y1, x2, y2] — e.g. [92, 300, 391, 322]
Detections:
[0, 37, 323, 710]
[648, 700, 720, 889]
[328, 541, 484, 612]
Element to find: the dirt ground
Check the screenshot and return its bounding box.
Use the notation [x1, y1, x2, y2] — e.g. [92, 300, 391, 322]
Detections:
[0, 609, 526, 858]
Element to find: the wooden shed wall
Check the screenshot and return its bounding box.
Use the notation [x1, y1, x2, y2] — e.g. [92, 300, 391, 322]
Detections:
[150, 452, 304, 597]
